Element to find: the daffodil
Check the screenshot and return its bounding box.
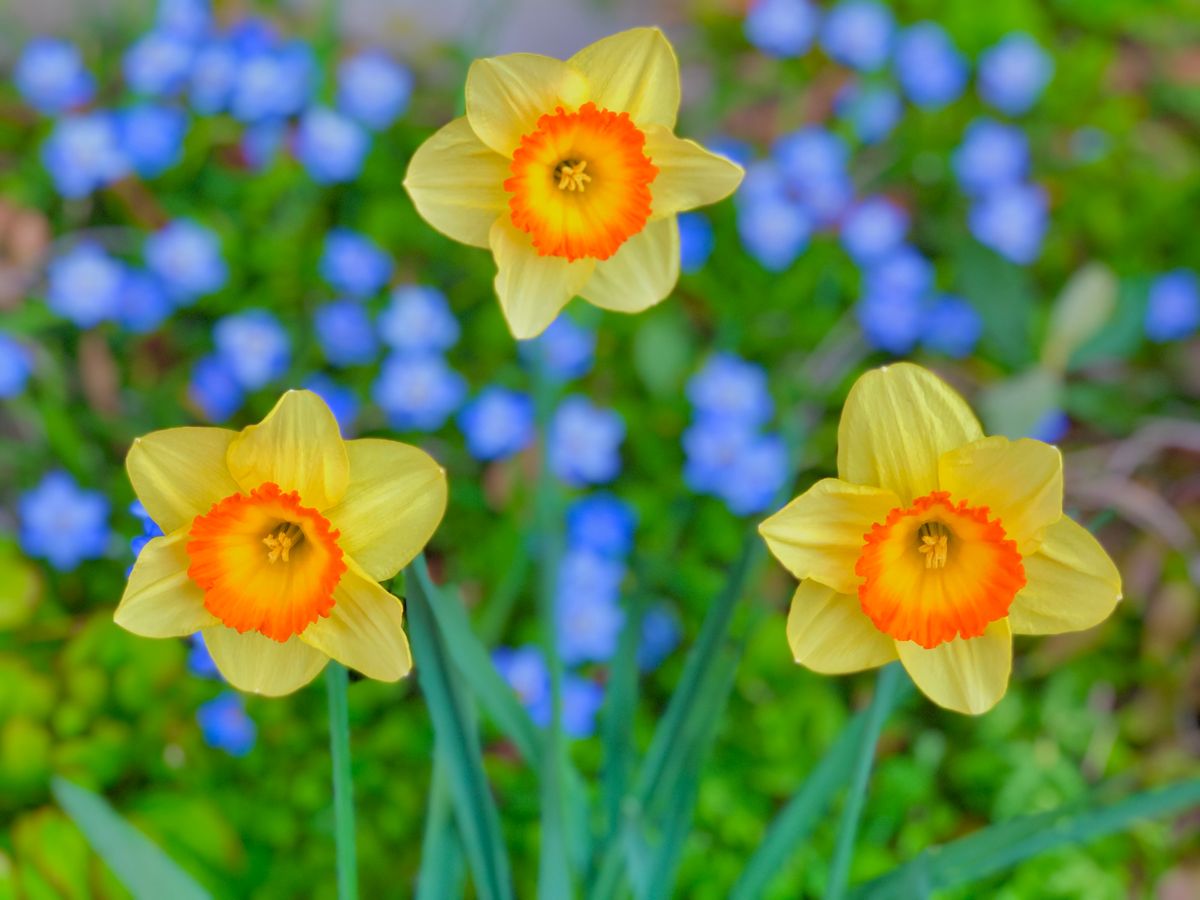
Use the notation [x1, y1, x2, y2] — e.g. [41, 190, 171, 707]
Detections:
[114, 391, 447, 696]
[404, 27, 744, 339]
[759, 363, 1122, 715]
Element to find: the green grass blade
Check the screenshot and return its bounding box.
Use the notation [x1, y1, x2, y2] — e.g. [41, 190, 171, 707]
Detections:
[600, 590, 645, 842]
[417, 748, 466, 900]
[324, 662, 359, 900]
[52, 778, 212, 900]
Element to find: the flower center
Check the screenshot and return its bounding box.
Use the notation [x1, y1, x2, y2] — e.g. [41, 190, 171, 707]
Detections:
[186, 482, 346, 642]
[854, 491, 1026, 649]
[504, 102, 659, 262]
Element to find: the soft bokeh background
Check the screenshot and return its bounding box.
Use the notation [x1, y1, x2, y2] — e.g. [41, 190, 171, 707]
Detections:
[1, 0, 1199, 897]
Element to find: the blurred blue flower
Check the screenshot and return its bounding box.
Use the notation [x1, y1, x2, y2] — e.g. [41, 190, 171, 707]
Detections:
[240, 120, 285, 170]
[716, 432, 789, 515]
[19, 471, 110, 572]
[687, 353, 773, 427]
[774, 127, 848, 187]
[977, 33, 1053, 116]
[862, 245, 934, 299]
[683, 418, 755, 496]
[1145, 269, 1200, 342]
[520, 315, 597, 381]
[820, 0, 894, 72]
[337, 50, 413, 131]
[638, 604, 681, 672]
[128, 500, 163, 561]
[679, 212, 715, 273]
[458, 386, 535, 461]
[836, 81, 903, 144]
[124, 30, 195, 97]
[42, 113, 129, 198]
[157, 0, 212, 39]
[213, 310, 290, 390]
[118, 105, 188, 178]
[857, 291, 923, 354]
[46, 244, 125, 327]
[373, 353, 467, 431]
[189, 41, 238, 114]
[0, 333, 34, 398]
[706, 136, 755, 168]
[841, 197, 908, 264]
[231, 42, 315, 122]
[296, 107, 370, 185]
[557, 551, 625, 664]
[922, 295, 982, 358]
[566, 493, 636, 559]
[314, 300, 378, 367]
[892, 22, 968, 109]
[187, 633, 221, 679]
[15, 37, 94, 114]
[744, 0, 820, 59]
[378, 285, 460, 352]
[560, 676, 604, 739]
[737, 198, 811, 271]
[494, 645, 551, 714]
[188, 354, 244, 422]
[145, 219, 227, 303]
[953, 118, 1029, 196]
[549, 397, 625, 486]
[118, 269, 174, 334]
[1028, 408, 1070, 444]
[197, 693, 257, 757]
[738, 158, 789, 207]
[319, 228, 393, 298]
[969, 183, 1048, 265]
[303, 375, 360, 435]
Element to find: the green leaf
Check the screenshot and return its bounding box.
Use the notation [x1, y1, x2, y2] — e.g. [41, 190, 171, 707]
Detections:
[417, 748, 466, 900]
[51, 778, 212, 900]
[1070, 277, 1151, 369]
[1042, 262, 1118, 373]
[955, 238, 1038, 368]
[633, 310, 696, 398]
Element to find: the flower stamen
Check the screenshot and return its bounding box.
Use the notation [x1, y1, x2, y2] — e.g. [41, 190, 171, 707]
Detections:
[263, 523, 304, 563]
[556, 159, 591, 192]
[918, 522, 949, 569]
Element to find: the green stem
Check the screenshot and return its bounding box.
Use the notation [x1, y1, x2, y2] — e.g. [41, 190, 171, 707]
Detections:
[825, 664, 901, 900]
[325, 662, 359, 900]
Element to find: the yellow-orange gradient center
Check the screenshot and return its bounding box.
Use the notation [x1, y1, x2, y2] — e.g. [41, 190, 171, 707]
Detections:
[186, 482, 346, 642]
[504, 102, 659, 262]
[855, 491, 1025, 649]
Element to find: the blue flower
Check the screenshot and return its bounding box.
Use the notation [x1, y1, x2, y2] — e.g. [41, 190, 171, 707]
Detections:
[123, 30, 195, 97]
[738, 159, 789, 206]
[566, 493, 636, 559]
[188, 354, 244, 422]
[494, 645, 551, 714]
[836, 81, 903, 144]
[314, 300, 379, 367]
[157, 0, 213, 39]
[968, 183, 1047, 265]
[893, 22, 968, 109]
[42, 113, 129, 198]
[197, 693, 257, 757]
[189, 40, 238, 114]
[952, 118, 1029, 196]
[683, 418, 755, 496]
[714, 432, 789, 516]
[560, 676, 605, 739]
[519, 315, 596, 381]
[15, 37, 94, 114]
[337, 51, 413, 131]
[977, 33, 1053, 116]
[921, 295, 982, 358]
[856, 291, 923, 354]
[737, 198, 811, 271]
[820, 0, 894, 72]
[296, 107, 370, 185]
[145, 219, 227, 303]
[46, 244, 125, 327]
[187, 633, 222, 679]
[1145, 270, 1200, 342]
[638, 604, 681, 672]
[372, 353, 467, 431]
[744, 0, 820, 59]
[0, 333, 34, 398]
[378, 286, 460, 353]
[706, 136, 756, 168]
[862, 245, 934, 299]
[687, 353, 773, 427]
[841, 197, 908, 264]
[128, 500, 163, 561]
[556, 550, 625, 664]
[240, 121, 285, 170]
[213, 310, 290, 390]
[457, 386, 535, 461]
[19, 471, 110, 572]
[773, 129, 850, 212]
[231, 42, 315, 122]
[679, 212, 715, 273]
[118, 105, 188, 178]
[319, 229, 393, 298]
[1028, 408, 1070, 444]
[303, 375, 360, 435]
[117, 269, 174, 334]
[549, 397, 625, 486]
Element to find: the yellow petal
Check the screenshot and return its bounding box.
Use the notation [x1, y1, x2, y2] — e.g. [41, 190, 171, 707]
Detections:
[325, 438, 447, 582]
[465, 53, 590, 156]
[837, 363, 983, 505]
[300, 559, 413, 682]
[490, 218, 595, 339]
[579, 218, 679, 314]
[760, 479, 901, 595]
[126, 427, 240, 533]
[787, 580, 897, 674]
[567, 27, 680, 129]
[203, 625, 328, 696]
[644, 127, 744, 219]
[114, 531, 216, 637]
[1009, 517, 1122, 635]
[404, 116, 511, 249]
[226, 390, 349, 510]
[896, 618, 1012, 715]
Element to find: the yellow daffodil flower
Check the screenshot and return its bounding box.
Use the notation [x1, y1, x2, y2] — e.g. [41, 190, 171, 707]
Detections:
[759, 363, 1122, 715]
[404, 27, 744, 339]
[114, 391, 447, 696]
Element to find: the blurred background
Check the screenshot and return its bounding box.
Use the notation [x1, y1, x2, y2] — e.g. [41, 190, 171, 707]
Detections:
[1, 0, 1199, 897]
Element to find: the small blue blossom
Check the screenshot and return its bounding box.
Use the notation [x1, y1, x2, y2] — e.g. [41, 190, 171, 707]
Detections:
[774, 128, 848, 186]
[953, 118, 1030, 196]
[737, 198, 811, 271]
[893, 22, 968, 109]
[123, 30, 195, 97]
[744, 0, 820, 59]
[118, 270, 174, 334]
[921, 295, 982, 358]
[42, 113, 129, 198]
[157, 0, 212, 39]
[231, 42, 314, 122]
[683, 418, 755, 496]
[46, 244, 125, 327]
[145, 219, 227, 303]
[549, 397, 625, 486]
[240, 120, 285, 170]
[457, 386, 535, 461]
[820, 0, 894, 72]
[679, 213, 715, 274]
[557, 551, 625, 664]
[19, 471, 110, 572]
[213, 310, 290, 390]
[863, 245, 934, 299]
[189, 40, 238, 114]
[128, 500, 163, 561]
[707, 136, 755, 168]
[856, 291, 923, 355]
[314, 300, 379, 367]
[715, 432, 790, 516]
[1145, 270, 1200, 342]
[836, 81, 903, 144]
[337, 51, 413, 131]
[566, 493, 637, 559]
[118, 105, 188, 178]
[687, 353, 773, 427]
[197, 693, 257, 757]
[494, 645, 551, 715]
[1028, 408, 1070, 444]
[187, 633, 222, 679]
[373, 353, 467, 431]
[378, 286, 460, 352]
[738, 159, 789, 207]
[969, 183, 1048, 265]
[638, 604, 681, 672]
[519, 315, 596, 381]
[0, 333, 34, 398]
[15, 37, 94, 114]
[303, 375, 360, 435]
[296, 107, 370, 185]
[977, 33, 1054, 116]
[319, 229, 393, 298]
[560, 676, 605, 739]
[188, 354, 244, 422]
[840, 197, 908, 264]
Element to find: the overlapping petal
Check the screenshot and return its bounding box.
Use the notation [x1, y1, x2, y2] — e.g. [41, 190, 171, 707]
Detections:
[1009, 517, 1122, 634]
[896, 618, 1012, 715]
[579, 217, 679, 314]
[465, 53, 590, 156]
[490, 218, 594, 338]
[126, 427, 240, 533]
[787, 580, 897, 673]
[203, 625, 329, 696]
[567, 28, 680, 129]
[114, 531, 216, 637]
[644, 127, 744, 219]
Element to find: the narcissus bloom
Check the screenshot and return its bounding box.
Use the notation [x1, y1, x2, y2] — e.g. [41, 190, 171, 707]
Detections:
[759, 363, 1121, 714]
[404, 28, 744, 339]
[115, 391, 447, 696]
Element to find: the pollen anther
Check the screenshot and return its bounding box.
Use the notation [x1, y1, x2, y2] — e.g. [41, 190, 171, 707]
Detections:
[556, 160, 591, 192]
